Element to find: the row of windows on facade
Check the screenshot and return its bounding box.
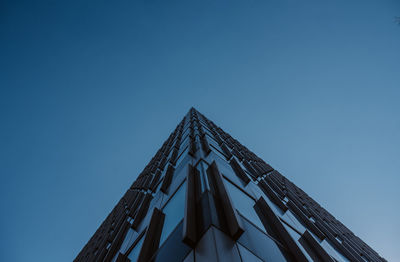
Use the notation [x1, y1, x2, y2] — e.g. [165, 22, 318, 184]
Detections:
[116, 165, 281, 261]
[77, 110, 381, 262]
[86, 138, 321, 261]
[186, 114, 382, 262]
[108, 152, 348, 262]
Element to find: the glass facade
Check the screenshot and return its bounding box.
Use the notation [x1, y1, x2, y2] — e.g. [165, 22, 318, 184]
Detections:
[223, 178, 265, 231]
[75, 108, 385, 262]
[160, 181, 186, 244]
[127, 234, 144, 261]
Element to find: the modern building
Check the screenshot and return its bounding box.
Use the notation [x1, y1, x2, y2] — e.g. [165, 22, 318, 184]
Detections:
[75, 108, 385, 262]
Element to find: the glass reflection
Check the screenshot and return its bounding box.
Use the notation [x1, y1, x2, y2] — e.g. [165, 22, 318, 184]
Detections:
[223, 178, 265, 231]
[160, 181, 186, 244]
[176, 147, 189, 168]
[212, 156, 246, 189]
[127, 233, 144, 261]
[238, 214, 290, 262]
[119, 228, 137, 254]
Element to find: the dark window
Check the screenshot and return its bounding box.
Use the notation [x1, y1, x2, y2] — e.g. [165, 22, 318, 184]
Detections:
[160, 181, 187, 244]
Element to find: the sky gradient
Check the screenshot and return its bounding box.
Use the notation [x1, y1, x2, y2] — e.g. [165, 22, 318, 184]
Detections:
[1, 0, 399, 261]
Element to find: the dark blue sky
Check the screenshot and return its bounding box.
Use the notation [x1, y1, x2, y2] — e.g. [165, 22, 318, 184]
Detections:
[1, 0, 399, 261]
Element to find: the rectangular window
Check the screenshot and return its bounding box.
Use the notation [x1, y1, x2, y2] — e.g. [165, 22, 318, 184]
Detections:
[238, 214, 289, 262]
[213, 157, 247, 190]
[160, 181, 187, 244]
[127, 233, 144, 261]
[223, 178, 265, 231]
[206, 133, 220, 149]
[178, 136, 189, 156]
[181, 132, 190, 148]
[119, 228, 137, 254]
[210, 144, 228, 161]
[175, 146, 189, 168]
[166, 148, 174, 163]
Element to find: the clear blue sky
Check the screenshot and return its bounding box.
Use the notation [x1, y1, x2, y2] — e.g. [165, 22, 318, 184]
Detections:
[1, 0, 399, 261]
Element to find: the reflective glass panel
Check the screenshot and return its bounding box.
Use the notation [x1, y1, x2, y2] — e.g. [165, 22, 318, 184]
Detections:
[211, 155, 246, 190]
[127, 233, 144, 261]
[176, 146, 189, 167]
[223, 178, 265, 231]
[160, 181, 186, 244]
[153, 221, 191, 261]
[238, 214, 289, 262]
[237, 243, 263, 262]
[206, 134, 220, 149]
[321, 239, 349, 262]
[119, 228, 137, 254]
[210, 144, 228, 162]
[179, 136, 190, 155]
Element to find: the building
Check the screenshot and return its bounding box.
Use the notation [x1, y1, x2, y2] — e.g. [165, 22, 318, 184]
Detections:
[75, 108, 385, 262]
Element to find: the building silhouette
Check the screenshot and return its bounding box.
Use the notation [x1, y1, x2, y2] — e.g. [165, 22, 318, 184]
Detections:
[75, 108, 385, 262]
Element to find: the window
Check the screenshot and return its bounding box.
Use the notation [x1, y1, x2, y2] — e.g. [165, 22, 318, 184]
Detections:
[237, 243, 263, 262]
[160, 181, 186, 244]
[182, 125, 190, 138]
[152, 221, 192, 262]
[166, 148, 174, 162]
[176, 146, 189, 167]
[127, 233, 144, 261]
[209, 144, 228, 161]
[213, 157, 246, 190]
[179, 136, 190, 155]
[119, 228, 137, 254]
[238, 214, 289, 262]
[223, 178, 265, 231]
[320, 239, 349, 262]
[205, 133, 219, 148]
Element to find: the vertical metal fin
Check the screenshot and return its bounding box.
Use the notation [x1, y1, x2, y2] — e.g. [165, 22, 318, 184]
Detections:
[137, 208, 165, 262]
[132, 194, 153, 230]
[206, 161, 244, 240]
[183, 164, 200, 247]
[299, 230, 334, 262]
[160, 165, 175, 194]
[229, 158, 250, 185]
[254, 197, 308, 262]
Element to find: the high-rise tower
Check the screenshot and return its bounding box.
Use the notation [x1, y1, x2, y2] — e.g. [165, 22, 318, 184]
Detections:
[75, 108, 385, 262]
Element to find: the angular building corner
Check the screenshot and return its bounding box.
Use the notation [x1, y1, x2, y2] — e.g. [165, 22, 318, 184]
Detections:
[75, 108, 386, 262]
